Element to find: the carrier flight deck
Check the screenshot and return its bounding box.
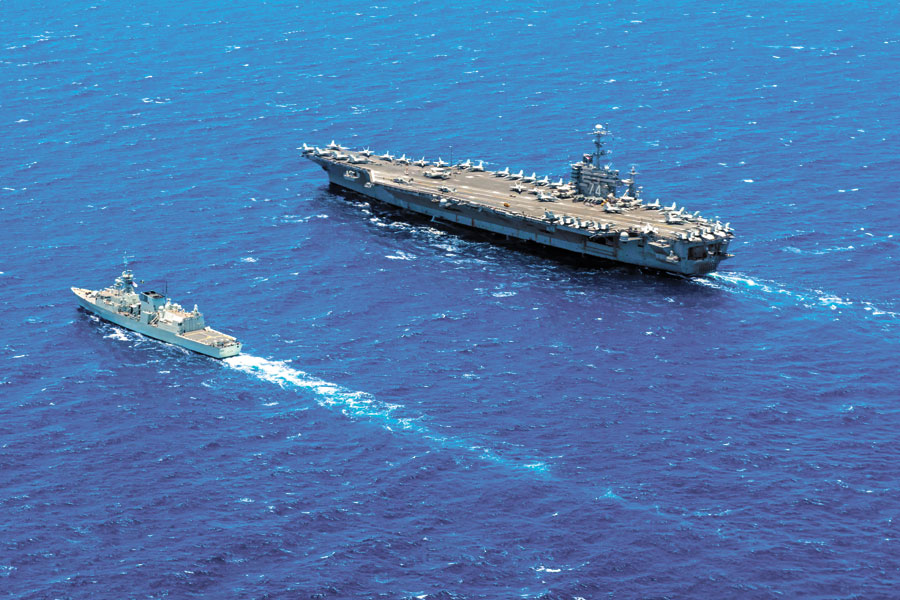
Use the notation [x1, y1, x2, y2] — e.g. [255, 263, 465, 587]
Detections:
[302, 125, 734, 275]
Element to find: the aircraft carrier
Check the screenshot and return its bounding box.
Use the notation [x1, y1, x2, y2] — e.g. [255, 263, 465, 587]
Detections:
[301, 126, 734, 275]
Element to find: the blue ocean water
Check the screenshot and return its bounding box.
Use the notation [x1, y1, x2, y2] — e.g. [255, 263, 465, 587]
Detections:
[2, 0, 899, 597]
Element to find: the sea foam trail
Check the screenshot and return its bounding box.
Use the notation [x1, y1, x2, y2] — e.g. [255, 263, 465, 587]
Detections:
[226, 355, 712, 529]
[224, 354, 548, 473]
[700, 271, 900, 326]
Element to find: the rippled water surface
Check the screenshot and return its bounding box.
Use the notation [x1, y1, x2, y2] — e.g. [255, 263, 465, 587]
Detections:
[2, 1, 899, 598]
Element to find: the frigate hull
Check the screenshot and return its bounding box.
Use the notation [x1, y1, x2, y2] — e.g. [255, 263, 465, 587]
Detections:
[310, 156, 727, 276]
[74, 290, 241, 359]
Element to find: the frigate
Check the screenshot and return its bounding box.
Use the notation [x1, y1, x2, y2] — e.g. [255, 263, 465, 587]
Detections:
[301, 125, 734, 275]
[72, 265, 241, 358]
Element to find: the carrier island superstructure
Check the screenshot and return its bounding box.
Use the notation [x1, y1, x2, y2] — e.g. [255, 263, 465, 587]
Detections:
[302, 126, 734, 275]
[73, 267, 241, 358]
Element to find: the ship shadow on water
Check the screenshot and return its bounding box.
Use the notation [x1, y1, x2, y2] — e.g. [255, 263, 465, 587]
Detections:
[322, 184, 727, 297]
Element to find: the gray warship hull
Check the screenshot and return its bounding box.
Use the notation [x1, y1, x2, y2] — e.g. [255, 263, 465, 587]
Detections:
[73, 288, 241, 359]
[305, 147, 733, 276]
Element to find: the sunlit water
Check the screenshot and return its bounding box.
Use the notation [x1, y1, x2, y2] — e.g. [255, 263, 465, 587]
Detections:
[2, 1, 899, 597]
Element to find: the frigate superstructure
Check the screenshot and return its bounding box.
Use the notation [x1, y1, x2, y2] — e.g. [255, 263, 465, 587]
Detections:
[73, 265, 241, 358]
[301, 126, 734, 275]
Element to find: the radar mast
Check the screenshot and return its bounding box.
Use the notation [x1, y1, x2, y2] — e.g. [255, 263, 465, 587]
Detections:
[592, 123, 610, 166]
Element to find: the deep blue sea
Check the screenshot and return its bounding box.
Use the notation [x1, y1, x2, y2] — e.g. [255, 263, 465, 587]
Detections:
[2, 1, 899, 598]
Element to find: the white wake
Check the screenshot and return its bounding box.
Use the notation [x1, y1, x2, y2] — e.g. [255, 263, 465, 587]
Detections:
[700, 271, 899, 324]
[224, 354, 547, 472]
